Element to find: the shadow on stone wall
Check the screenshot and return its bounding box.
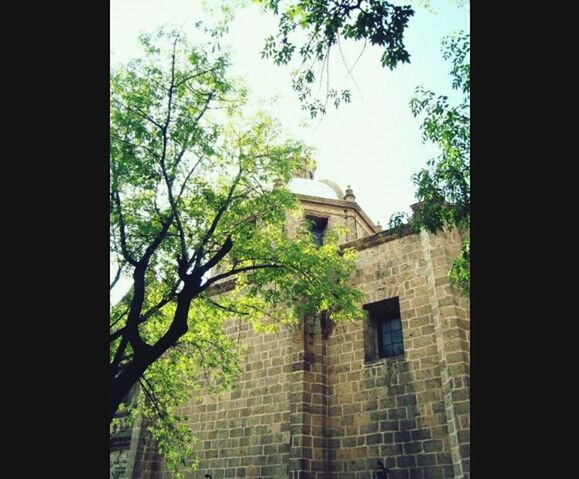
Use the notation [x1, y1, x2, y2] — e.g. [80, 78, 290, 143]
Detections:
[364, 355, 454, 479]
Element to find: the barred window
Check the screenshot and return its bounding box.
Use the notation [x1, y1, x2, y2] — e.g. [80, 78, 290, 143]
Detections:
[377, 316, 404, 357]
[364, 297, 404, 360]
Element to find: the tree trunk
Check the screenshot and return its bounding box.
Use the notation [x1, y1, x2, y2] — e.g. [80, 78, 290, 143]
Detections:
[110, 355, 150, 423]
[110, 284, 198, 423]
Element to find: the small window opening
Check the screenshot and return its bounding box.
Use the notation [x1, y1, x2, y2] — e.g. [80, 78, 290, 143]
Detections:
[306, 216, 328, 246]
[364, 297, 404, 360]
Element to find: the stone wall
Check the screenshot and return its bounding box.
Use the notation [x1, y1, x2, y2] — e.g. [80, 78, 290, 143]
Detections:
[110, 389, 161, 479]
[322, 228, 470, 479]
[149, 227, 470, 479]
[172, 320, 296, 478]
[122, 220, 469, 479]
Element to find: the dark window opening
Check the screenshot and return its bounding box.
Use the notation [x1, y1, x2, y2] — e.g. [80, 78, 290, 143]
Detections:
[364, 297, 404, 360]
[306, 216, 328, 246]
[378, 316, 404, 357]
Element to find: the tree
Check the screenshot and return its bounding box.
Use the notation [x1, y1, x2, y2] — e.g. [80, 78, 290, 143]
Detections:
[244, 1, 470, 292]
[254, 0, 415, 117]
[391, 31, 470, 295]
[110, 28, 363, 474]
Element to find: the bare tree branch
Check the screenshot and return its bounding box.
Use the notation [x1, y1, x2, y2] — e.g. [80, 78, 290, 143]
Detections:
[336, 34, 363, 98]
[111, 334, 130, 379]
[204, 263, 284, 287]
[174, 67, 222, 89]
[110, 305, 130, 334]
[139, 376, 168, 420]
[110, 277, 181, 344]
[206, 297, 250, 316]
[113, 191, 138, 267]
[110, 262, 125, 290]
[191, 165, 244, 271]
[112, 98, 164, 131]
[110, 133, 161, 161]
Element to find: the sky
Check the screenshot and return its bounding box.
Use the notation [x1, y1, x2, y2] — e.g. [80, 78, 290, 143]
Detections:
[110, 0, 469, 302]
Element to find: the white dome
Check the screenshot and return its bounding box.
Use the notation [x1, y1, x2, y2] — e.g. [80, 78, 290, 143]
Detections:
[287, 177, 341, 199]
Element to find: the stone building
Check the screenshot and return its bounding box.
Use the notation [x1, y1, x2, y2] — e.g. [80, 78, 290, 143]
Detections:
[111, 166, 470, 479]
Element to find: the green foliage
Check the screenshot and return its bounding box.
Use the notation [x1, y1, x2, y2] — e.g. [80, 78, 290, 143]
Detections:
[110, 27, 363, 475]
[390, 31, 469, 294]
[387, 210, 412, 237]
[254, 0, 414, 117]
[449, 236, 469, 296]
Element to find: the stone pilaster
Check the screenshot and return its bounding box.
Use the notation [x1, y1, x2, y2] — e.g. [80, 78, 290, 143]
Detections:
[289, 317, 330, 479]
[421, 229, 470, 479]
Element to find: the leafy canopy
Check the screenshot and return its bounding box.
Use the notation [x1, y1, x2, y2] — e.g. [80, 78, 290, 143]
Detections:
[390, 31, 470, 295]
[254, 0, 415, 117]
[110, 27, 363, 475]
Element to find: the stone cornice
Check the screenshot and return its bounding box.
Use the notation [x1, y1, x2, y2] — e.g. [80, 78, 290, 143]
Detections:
[340, 225, 415, 251]
[295, 193, 378, 234]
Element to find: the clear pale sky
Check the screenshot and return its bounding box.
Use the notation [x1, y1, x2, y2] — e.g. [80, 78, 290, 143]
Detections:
[110, 0, 469, 302]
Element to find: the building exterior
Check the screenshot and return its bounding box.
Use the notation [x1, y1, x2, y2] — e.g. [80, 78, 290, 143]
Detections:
[111, 168, 470, 479]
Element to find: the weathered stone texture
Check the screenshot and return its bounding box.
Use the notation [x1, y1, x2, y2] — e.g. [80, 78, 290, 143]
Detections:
[116, 193, 469, 479]
[323, 227, 470, 479]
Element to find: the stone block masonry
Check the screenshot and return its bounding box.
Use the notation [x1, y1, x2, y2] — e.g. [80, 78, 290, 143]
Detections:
[144, 227, 469, 479]
[116, 187, 469, 479]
